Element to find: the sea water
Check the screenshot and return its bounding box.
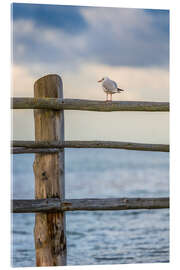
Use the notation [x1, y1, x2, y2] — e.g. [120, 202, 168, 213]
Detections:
[12, 149, 169, 267]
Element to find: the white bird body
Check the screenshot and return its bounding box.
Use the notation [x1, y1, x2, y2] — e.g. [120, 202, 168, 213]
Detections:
[102, 77, 119, 94]
[98, 76, 125, 101]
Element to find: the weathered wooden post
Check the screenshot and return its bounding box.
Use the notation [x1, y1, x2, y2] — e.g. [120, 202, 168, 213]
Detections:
[33, 74, 66, 266]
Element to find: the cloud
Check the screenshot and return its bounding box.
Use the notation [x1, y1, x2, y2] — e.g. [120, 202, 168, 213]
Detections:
[80, 7, 169, 67]
[12, 6, 169, 68]
[12, 3, 87, 33]
[13, 19, 87, 70]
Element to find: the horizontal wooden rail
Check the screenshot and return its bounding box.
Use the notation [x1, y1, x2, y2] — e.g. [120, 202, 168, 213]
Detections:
[12, 197, 169, 213]
[12, 140, 169, 153]
[13, 147, 60, 154]
[12, 98, 169, 112]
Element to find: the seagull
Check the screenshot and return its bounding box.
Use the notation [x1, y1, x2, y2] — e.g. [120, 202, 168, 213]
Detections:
[98, 77, 125, 102]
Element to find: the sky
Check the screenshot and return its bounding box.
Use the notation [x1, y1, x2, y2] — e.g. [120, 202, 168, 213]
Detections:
[12, 3, 169, 143]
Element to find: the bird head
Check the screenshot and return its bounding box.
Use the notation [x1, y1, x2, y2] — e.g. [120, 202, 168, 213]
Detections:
[97, 77, 108, 83]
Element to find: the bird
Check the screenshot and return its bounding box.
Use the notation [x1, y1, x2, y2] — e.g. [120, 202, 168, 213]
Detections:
[98, 77, 125, 102]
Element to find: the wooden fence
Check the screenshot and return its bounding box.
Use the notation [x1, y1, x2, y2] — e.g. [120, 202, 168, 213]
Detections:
[11, 74, 169, 267]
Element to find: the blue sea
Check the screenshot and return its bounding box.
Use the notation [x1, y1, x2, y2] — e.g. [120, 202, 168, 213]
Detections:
[12, 149, 169, 267]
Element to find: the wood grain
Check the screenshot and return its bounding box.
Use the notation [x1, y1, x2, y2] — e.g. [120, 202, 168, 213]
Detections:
[12, 140, 169, 153]
[12, 97, 169, 112]
[33, 74, 66, 266]
[12, 197, 169, 213]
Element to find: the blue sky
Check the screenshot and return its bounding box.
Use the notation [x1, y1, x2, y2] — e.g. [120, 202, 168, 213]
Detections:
[12, 3, 169, 143]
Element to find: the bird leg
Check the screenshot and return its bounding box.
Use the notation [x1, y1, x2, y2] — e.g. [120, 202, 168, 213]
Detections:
[110, 93, 112, 102]
[106, 92, 108, 102]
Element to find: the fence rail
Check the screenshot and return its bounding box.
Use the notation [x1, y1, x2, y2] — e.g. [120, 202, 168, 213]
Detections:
[12, 97, 169, 112]
[12, 140, 169, 153]
[12, 197, 169, 213]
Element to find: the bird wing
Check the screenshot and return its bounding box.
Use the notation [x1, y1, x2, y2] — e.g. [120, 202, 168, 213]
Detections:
[102, 79, 117, 91]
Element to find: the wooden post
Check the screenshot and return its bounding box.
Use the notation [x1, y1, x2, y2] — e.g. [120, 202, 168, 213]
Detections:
[33, 74, 66, 266]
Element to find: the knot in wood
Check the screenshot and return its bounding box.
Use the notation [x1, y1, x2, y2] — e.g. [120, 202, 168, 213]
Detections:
[41, 171, 48, 181]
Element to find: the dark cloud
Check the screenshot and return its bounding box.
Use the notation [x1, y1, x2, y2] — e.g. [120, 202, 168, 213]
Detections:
[12, 5, 169, 68]
[12, 3, 88, 34]
[82, 8, 169, 67]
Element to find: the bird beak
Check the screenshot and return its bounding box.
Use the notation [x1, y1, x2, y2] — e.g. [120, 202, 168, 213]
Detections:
[98, 79, 103, 83]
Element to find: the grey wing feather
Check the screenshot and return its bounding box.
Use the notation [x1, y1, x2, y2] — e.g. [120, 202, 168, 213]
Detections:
[111, 80, 118, 88]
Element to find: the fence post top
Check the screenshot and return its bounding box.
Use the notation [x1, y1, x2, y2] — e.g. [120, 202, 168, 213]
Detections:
[35, 74, 61, 80]
[34, 74, 62, 85]
[34, 74, 63, 98]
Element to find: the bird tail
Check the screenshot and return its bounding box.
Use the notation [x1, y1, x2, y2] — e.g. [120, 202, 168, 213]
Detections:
[117, 88, 125, 92]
